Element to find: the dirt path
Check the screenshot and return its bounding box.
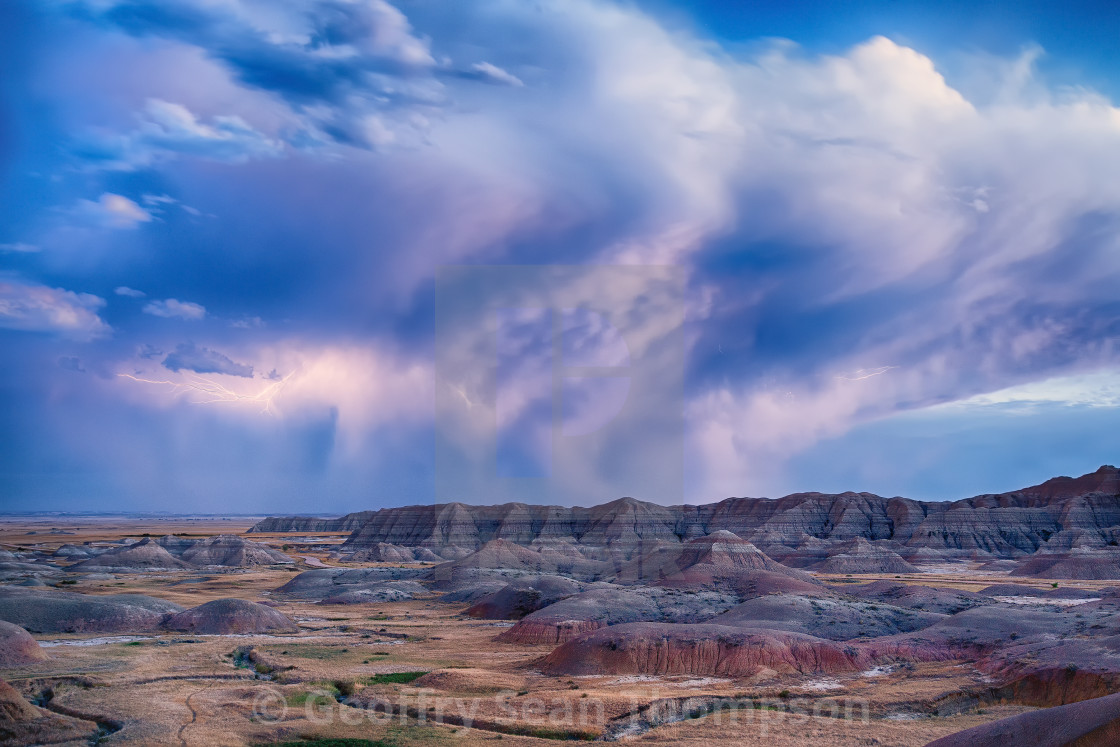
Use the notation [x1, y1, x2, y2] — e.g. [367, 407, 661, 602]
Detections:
[178, 685, 207, 747]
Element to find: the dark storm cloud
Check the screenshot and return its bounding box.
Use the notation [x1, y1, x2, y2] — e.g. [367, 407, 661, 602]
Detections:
[58, 355, 85, 372]
[67, 0, 441, 150]
[162, 342, 254, 378]
[1, 0, 1119, 511]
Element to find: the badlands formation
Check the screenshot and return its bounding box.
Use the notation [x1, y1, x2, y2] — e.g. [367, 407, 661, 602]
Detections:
[0, 466, 1118, 744]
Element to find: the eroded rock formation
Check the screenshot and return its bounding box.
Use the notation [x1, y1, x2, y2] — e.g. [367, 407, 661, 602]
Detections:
[255, 466, 1120, 568]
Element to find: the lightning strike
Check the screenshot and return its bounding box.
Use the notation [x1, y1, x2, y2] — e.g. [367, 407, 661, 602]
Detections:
[117, 371, 294, 415]
[836, 365, 898, 381]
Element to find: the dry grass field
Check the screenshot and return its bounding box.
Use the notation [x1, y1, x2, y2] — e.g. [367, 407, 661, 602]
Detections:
[4, 516, 1104, 746]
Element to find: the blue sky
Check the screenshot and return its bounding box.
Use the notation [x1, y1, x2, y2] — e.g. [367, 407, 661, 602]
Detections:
[1, 0, 1118, 513]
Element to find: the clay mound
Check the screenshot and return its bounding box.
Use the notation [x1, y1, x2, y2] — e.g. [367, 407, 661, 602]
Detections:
[318, 589, 411, 604]
[412, 668, 527, 693]
[351, 542, 424, 563]
[713, 594, 945, 640]
[926, 691, 1120, 747]
[902, 547, 961, 565]
[154, 535, 197, 555]
[614, 531, 794, 584]
[318, 581, 425, 605]
[15, 578, 47, 587]
[874, 605, 1081, 661]
[428, 540, 603, 589]
[0, 621, 46, 667]
[977, 559, 1019, 572]
[428, 545, 473, 560]
[843, 581, 990, 615]
[811, 538, 918, 574]
[0, 564, 56, 582]
[0, 587, 182, 634]
[497, 588, 659, 645]
[52, 544, 95, 559]
[497, 586, 738, 645]
[0, 679, 41, 722]
[272, 567, 424, 601]
[1044, 586, 1103, 600]
[466, 576, 582, 620]
[1010, 548, 1120, 580]
[540, 622, 872, 677]
[439, 582, 509, 604]
[0, 678, 99, 744]
[976, 632, 1120, 705]
[439, 539, 545, 570]
[163, 598, 298, 634]
[68, 538, 190, 571]
[977, 583, 1051, 597]
[757, 535, 831, 567]
[706, 569, 828, 599]
[175, 535, 293, 567]
[349, 543, 447, 563]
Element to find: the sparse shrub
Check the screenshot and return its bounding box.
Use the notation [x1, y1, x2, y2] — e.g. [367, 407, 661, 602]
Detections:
[365, 672, 426, 685]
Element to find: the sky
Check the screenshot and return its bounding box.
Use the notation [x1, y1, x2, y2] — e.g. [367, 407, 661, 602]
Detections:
[1, 0, 1119, 513]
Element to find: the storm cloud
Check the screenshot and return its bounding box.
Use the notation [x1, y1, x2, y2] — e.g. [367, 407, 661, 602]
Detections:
[162, 342, 254, 378]
[0, 0, 1118, 511]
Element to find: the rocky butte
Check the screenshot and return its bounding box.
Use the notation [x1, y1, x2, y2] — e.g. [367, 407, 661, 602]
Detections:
[253, 465, 1120, 572]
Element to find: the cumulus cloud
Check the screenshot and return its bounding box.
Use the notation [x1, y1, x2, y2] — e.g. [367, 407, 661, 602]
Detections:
[72, 0, 443, 151]
[115, 286, 146, 298]
[458, 62, 524, 87]
[162, 342, 253, 377]
[70, 193, 153, 229]
[13, 0, 1120, 506]
[142, 298, 206, 320]
[0, 281, 111, 341]
[77, 99, 283, 170]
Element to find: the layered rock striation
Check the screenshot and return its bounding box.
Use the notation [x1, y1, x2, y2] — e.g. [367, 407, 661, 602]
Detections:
[255, 466, 1120, 564]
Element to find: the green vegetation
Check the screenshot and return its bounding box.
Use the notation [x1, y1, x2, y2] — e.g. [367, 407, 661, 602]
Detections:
[496, 725, 597, 741]
[261, 644, 355, 660]
[257, 740, 392, 747]
[285, 688, 339, 708]
[365, 672, 427, 685]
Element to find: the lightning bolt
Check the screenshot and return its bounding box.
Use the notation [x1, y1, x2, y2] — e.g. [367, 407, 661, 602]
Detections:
[836, 365, 898, 381]
[118, 371, 294, 415]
